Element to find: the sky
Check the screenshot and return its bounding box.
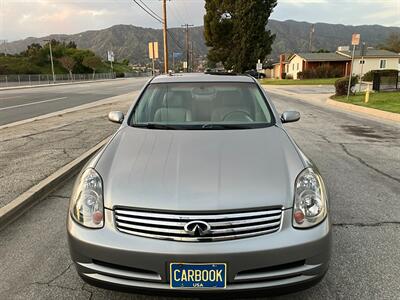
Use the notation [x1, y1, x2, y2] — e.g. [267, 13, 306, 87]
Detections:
[0, 0, 399, 42]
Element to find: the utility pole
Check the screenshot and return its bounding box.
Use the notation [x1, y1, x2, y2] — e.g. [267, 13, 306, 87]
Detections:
[359, 42, 366, 92]
[162, 0, 169, 73]
[347, 33, 360, 100]
[107, 50, 115, 78]
[44, 39, 56, 83]
[1, 40, 7, 56]
[181, 24, 194, 72]
[190, 41, 194, 72]
[309, 24, 315, 52]
[172, 52, 175, 72]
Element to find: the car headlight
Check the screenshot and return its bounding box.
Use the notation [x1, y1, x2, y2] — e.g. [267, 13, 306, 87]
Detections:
[70, 168, 104, 228]
[293, 168, 327, 228]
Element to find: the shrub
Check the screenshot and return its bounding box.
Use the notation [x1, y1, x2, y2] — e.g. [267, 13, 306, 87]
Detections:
[286, 74, 293, 79]
[362, 69, 398, 81]
[297, 71, 304, 79]
[115, 72, 125, 78]
[299, 65, 343, 79]
[334, 76, 358, 96]
[281, 72, 286, 79]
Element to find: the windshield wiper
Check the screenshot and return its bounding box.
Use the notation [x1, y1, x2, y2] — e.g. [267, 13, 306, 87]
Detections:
[133, 123, 180, 130]
[201, 124, 253, 130]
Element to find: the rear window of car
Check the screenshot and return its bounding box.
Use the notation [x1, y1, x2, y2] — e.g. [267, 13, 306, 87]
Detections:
[129, 82, 275, 130]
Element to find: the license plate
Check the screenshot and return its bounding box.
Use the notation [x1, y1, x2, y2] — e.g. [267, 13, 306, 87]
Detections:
[170, 263, 226, 289]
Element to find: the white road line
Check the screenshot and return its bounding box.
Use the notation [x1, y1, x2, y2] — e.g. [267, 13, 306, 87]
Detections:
[0, 96, 23, 100]
[0, 97, 68, 111]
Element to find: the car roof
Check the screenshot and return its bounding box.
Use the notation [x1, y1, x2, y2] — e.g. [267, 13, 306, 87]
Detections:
[150, 72, 255, 84]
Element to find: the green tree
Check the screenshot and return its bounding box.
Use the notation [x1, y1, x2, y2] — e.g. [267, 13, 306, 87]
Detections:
[24, 43, 42, 56]
[313, 49, 330, 53]
[204, 0, 277, 72]
[380, 32, 400, 53]
[82, 55, 103, 78]
[66, 41, 77, 49]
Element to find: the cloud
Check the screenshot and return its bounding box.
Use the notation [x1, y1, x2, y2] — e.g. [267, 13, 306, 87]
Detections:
[1, 0, 399, 41]
[37, 11, 72, 22]
[78, 9, 110, 17]
[272, 0, 400, 27]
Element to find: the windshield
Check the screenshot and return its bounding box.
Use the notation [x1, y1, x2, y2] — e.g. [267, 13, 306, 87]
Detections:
[130, 82, 274, 130]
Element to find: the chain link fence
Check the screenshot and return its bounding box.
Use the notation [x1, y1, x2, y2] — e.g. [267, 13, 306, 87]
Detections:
[0, 72, 151, 88]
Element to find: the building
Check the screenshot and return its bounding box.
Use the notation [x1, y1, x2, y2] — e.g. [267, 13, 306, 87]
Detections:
[286, 53, 350, 79]
[271, 53, 291, 79]
[282, 49, 400, 80]
[336, 49, 400, 77]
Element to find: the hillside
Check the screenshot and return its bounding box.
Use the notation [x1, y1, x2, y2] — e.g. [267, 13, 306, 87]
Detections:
[4, 20, 399, 64]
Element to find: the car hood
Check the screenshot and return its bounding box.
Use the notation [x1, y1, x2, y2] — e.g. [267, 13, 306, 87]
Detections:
[97, 126, 305, 211]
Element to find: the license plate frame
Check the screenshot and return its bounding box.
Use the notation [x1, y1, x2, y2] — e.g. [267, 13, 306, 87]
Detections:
[169, 263, 227, 289]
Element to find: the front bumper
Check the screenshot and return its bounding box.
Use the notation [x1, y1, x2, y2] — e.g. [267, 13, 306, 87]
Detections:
[67, 208, 331, 293]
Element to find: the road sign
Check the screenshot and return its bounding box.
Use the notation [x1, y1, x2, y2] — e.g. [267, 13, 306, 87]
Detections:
[351, 34, 360, 46]
[107, 50, 114, 62]
[149, 42, 159, 60]
[256, 59, 263, 71]
[183, 61, 188, 69]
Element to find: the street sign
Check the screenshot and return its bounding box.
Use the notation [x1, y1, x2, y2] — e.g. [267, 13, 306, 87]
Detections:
[183, 61, 188, 69]
[148, 42, 159, 60]
[107, 50, 114, 62]
[351, 34, 360, 46]
[256, 59, 263, 71]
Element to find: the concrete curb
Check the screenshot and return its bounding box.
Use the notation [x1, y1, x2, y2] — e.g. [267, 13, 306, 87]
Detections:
[0, 77, 130, 91]
[0, 137, 109, 231]
[327, 99, 400, 123]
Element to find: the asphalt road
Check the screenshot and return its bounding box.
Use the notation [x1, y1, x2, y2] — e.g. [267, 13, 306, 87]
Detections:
[0, 78, 149, 126]
[1, 88, 399, 299]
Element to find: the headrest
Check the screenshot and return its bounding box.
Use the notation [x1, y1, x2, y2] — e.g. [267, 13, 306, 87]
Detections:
[216, 90, 244, 106]
[163, 92, 185, 108]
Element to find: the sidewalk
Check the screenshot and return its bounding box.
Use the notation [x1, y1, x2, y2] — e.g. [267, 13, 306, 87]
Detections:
[0, 92, 138, 209]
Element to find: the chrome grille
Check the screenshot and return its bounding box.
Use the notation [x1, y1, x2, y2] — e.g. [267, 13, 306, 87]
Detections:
[114, 208, 283, 242]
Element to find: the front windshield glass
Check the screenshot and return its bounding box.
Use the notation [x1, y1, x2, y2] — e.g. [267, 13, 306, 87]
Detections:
[130, 82, 274, 129]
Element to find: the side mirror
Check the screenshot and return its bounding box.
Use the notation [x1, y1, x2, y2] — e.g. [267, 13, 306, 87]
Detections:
[280, 111, 300, 123]
[108, 111, 124, 124]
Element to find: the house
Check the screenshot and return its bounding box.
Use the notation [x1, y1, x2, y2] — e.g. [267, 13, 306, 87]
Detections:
[271, 53, 291, 79]
[336, 49, 400, 76]
[286, 53, 351, 79]
[282, 48, 400, 80]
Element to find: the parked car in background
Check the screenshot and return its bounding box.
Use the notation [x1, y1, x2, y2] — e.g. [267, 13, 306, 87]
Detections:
[245, 69, 266, 79]
[67, 73, 331, 295]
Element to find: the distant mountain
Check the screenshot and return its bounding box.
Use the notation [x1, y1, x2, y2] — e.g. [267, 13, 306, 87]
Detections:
[4, 20, 399, 64]
[268, 20, 400, 58]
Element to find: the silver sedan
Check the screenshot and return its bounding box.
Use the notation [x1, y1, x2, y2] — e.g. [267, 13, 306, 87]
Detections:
[67, 73, 331, 295]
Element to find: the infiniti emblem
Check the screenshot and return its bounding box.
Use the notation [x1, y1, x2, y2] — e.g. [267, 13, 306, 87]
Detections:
[184, 221, 212, 237]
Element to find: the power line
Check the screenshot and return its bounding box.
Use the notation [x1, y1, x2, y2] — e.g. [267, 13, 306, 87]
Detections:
[137, 0, 163, 23]
[167, 29, 184, 51]
[170, 1, 186, 25]
[131, 0, 163, 24]
[182, 24, 194, 71]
